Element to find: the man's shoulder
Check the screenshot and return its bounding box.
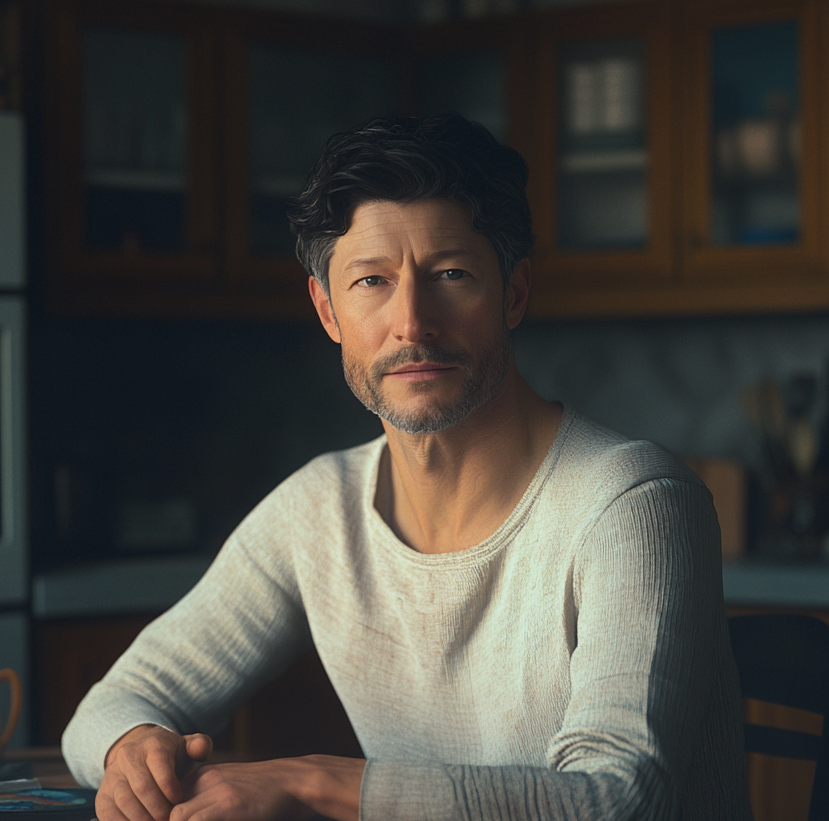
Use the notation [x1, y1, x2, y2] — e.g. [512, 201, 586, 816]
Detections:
[556, 409, 704, 499]
[265, 434, 386, 510]
[229, 434, 386, 546]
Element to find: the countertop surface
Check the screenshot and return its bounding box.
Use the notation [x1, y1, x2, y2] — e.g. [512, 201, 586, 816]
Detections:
[32, 555, 213, 618]
[721, 560, 829, 609]
[31, 555, 829, 618]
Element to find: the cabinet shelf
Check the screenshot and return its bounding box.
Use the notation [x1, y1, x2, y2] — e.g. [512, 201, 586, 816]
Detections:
[559, 147, 647, 174]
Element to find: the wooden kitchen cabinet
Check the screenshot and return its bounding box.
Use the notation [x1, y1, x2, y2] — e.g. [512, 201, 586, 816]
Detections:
[39, 0, 399, 318]
[220, 14, 398, 310]
[33, 616, 361, 759]
[34, 0, 829, 319]
[681, 0, 822, 284]
[528, 2, 676, 294]
[526, 0, 829, 318]
[42, 1, 222, 313]
[33, 614, 155, 745]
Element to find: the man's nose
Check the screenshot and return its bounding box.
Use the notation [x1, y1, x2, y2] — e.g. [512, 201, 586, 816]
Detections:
[390, 278, 438, 344]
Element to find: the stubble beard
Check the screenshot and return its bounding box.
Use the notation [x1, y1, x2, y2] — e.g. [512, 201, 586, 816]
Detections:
[341, 322, 513, 435]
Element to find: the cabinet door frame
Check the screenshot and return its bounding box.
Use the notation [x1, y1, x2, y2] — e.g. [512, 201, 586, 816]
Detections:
[681, 0, 822, 284]
[220, 10, 404, 320]
[529, 1, 676, 309]
[42, 0, 220, 300]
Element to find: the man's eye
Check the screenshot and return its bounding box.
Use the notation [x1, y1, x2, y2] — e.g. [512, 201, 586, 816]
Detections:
[440, 269, 467, 280]
[358, 275, 385, 287]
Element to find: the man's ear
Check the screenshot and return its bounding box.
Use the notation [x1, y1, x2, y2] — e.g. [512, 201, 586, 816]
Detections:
[309, 276, 341, 343]
[505, 258, 531, 330]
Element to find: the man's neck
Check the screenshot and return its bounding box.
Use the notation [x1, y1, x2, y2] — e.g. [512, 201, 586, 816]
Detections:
[375, 370, 562, 554]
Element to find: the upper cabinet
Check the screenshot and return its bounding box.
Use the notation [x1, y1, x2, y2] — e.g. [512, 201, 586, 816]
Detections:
[528, 0, 829, 317]
[529, 3, 675, 291]
[36, 0, 829, 319]
[44, 2, 220, 312]
[682, 0, 820, 282]
[221, 18, 399, 307]
[41, 1, 399, 317]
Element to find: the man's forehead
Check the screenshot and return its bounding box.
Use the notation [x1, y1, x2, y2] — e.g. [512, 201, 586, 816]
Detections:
[335, 198, 477, 251]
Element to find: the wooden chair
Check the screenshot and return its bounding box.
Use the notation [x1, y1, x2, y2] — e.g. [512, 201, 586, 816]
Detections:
[728, 614, 829, 821]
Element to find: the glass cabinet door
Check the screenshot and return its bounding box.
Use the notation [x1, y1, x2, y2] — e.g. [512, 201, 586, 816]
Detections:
[709, 21, 800, 248]
[83, 27, 187, 255]
[683, 2, 820, 282]
[47, 2, 219, 290]
[247, 45, 398, 260]
[557, 37, 647, 251]
[530, 4, 674, 306]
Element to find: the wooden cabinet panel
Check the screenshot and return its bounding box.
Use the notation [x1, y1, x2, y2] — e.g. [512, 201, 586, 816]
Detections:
[42, 1, 220, 289]
[524, 0, 829, 318]
[33, 615, 155, 745]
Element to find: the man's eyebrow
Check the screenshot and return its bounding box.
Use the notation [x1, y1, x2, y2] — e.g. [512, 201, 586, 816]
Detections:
[343, 249, 474, 272]
[343, 256, 391, 271]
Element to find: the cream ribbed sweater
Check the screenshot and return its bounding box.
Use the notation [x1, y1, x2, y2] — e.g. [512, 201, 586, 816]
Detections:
[63, 407, 752, 820]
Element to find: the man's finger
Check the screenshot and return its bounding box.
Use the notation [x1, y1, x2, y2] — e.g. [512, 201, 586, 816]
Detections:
[119, 754, 176, 821]
[174, 737, 208, 783]
[95, 789, 132, 821]
[110, 771, 164, 821]
[142, 744, 184, 808]
[183, 734, 213, 762]
[169, 786, 226, 821]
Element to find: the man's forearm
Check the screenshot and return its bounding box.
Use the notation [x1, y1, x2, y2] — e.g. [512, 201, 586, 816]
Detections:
[273, 755, 365, 821]
[169, 755, 365, 821]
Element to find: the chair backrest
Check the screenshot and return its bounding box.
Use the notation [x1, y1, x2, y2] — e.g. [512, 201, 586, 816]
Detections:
[728, 614, 829, 821]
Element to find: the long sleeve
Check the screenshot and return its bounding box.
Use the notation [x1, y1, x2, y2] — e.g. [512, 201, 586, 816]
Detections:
[358, 479, 750, 821]
[61, 525, 313, 788]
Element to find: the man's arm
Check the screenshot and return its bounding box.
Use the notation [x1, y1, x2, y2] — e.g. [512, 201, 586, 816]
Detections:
[170, 755, 364, 821]
[62, 517, 313, 790]
[350, 478, 749, 821]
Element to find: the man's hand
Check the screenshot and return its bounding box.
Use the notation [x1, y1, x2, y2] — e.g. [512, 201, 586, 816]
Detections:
[96, 724, 213, 821]
[171, 755, 366, 821]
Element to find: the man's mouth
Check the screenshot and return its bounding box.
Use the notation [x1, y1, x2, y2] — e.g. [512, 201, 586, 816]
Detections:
[389, 363, 454, 375]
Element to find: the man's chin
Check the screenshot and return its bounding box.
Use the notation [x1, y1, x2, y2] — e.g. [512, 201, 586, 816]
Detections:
[381, 413, 459, 435]
[374, 397, 476, 435]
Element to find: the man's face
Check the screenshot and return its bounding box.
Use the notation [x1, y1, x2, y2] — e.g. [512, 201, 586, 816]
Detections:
[311, 198, 526, 434]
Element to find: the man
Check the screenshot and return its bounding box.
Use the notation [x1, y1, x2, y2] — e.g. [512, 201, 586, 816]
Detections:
[63, 114, 752, 821]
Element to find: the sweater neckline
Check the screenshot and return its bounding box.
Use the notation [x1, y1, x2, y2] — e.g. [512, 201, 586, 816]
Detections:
[363, 403, 576, 566]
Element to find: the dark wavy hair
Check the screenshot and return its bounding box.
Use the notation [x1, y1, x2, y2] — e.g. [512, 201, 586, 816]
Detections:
[287, 113, 533, 295]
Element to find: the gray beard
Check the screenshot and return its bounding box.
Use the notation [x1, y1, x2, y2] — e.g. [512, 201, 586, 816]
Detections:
[341, 324, 512, 434]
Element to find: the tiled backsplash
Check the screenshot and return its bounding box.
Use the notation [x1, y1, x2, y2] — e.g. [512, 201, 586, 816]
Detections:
[30, 311, 829, 568]
[515, 314, 829, 471]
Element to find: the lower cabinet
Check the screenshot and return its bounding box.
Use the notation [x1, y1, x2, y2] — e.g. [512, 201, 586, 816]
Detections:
[33, 616, 361, 759]
[34, 616, 155, 746]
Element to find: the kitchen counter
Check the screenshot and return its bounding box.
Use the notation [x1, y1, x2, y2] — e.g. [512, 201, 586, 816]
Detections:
[31, 555, 829, 619]
[722, 560, 829, 609]
[32, 555, 213, 618]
